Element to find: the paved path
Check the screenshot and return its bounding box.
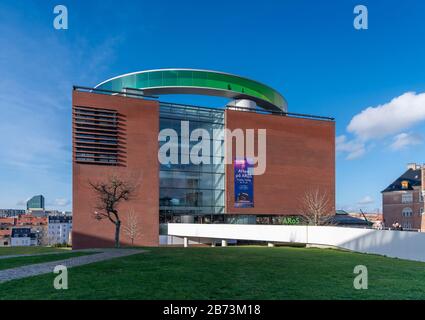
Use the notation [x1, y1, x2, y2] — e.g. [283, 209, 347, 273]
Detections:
[0, 249, 145, 283]
[0, 249, 93, 260]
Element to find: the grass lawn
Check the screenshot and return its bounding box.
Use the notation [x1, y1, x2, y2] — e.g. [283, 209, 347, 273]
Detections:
[1, 246, 425, 300]
[0, 252, 96, 271]
[0, 246, 71, 256]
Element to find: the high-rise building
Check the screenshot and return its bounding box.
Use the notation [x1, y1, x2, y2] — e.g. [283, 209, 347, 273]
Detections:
[26, 195, 45, 211]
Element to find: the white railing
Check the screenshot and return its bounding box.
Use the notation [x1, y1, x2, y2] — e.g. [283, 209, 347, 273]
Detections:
[167, 223, 425, 262]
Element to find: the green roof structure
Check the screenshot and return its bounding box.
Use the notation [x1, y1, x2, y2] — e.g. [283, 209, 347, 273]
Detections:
[95, 69, 287, 112]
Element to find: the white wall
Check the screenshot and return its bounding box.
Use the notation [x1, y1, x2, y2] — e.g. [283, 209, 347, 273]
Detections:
[168, 223, 425, 262]
[11, 237, 32, 246]
[159, 235, 208, 245]
[160, 235, 237, 246]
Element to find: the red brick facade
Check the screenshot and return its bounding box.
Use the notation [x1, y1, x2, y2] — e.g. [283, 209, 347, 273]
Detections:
[72, 91, 159, 249]
[225, 109, 335, 215]
[72, 93, 336, 248]
[382, 165, 425, 231]
[382, 191, 424, 230]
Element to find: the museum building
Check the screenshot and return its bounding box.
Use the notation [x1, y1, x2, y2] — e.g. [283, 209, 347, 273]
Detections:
[72, 69, 335, 248]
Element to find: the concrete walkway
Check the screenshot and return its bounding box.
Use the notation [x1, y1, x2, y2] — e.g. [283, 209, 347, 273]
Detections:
[0, 249, 93, 260]
[0, 249, 145, 283]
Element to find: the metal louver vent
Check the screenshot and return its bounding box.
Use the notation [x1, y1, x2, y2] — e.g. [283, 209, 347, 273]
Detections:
[73, 106, 123, 166]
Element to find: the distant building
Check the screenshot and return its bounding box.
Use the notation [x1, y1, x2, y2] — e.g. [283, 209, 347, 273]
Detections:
[347, 212, 383, 229]
[26, 195, 45, 211]
[0, 215, 50, 246]
[0, 230, 12, 246]
[0, 217, 16, 247]
[48, 216, 72, 245]
[16, 215, 48, 226]
[382, 163, 425, 231]
[17, 215, 49, 245]
[0, 209, 26, 217]
[0, 217, 17, 228]
[11, 227, 37, 246]
[330, 210, 372, 228]
[27, 210, 48, 217]
[0, 209, 72, 246]
[45, 210, 72, 216]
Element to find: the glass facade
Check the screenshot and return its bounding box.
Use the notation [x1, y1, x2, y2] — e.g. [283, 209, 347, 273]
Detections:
[159, 103, 225, 222]
[96, 69, 286, 111]
[26, 195, 45, 210]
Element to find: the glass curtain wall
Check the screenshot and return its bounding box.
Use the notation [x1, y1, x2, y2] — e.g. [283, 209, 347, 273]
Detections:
[159, 103, 225, 222]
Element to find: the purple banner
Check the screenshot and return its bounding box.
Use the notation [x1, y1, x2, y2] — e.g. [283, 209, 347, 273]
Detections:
[234, 158, 254, 208]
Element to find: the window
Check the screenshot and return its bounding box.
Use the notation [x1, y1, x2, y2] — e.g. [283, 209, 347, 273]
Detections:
[402, 207, 413, 217]
[159, 104, 225, 216]
[402, 222, 412, 229]
[401, 180, 409, 189]
[420, 208, 424, 216]
[402, 193, 413, 204]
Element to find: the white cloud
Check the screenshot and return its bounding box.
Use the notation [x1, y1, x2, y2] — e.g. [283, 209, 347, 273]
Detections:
[390, 132, 423, 151]
[348, 92, 425, 141]
[357, 195, 374, 205]
[54, 198, 70, 207]
[336, 135, 366, 160]
[338, 92, 425, 159]
[16, 199, 27, 206]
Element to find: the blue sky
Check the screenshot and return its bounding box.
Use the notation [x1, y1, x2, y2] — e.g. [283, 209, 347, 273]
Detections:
[0, 0, 424, 212]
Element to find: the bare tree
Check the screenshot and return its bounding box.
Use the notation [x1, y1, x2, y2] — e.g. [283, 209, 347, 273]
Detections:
[123, 209, 141, 246]
[90, 175, 137, 248]
[299, 189, 334, 226]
